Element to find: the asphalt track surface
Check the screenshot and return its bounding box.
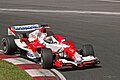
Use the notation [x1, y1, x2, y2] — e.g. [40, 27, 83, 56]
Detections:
[0, 0, 120, 80]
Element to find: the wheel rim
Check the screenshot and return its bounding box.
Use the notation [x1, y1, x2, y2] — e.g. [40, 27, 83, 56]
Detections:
[41, 56, 43, 64]
[40, 54, 44, 68]
[1, 38, 8, 53]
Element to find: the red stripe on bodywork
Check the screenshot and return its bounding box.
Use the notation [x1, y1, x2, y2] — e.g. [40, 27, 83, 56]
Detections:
[16, 64, 42, 70]
[9, 27, 16, 35]
[0, 54, 19, 59]
[33, 76, 58, 80]
[79, 60, 96, 67]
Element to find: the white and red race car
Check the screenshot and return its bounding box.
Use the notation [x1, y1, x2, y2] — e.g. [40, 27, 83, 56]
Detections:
[1, 24, 100, 69]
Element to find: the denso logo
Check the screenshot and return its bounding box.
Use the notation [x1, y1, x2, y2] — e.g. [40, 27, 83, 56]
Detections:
[14, 24, 39, 30]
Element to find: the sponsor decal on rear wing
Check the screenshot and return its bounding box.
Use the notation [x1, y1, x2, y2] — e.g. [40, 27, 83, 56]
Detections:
[14, 24, 39, 31]
[10, 24, 50, 31]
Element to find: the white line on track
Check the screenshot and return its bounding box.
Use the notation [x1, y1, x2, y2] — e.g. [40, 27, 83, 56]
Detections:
[100, 0, 120, 2]
[25, 69, 55, 77]
[3, 58, 35, 65]
[0, 8, 120, 16]
[51, 69, 66, 80]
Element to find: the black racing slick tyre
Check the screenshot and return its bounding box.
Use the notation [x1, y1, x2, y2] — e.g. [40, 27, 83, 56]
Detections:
[82, 44, 95, 56]
[47, 31, 54, 36]
[41, 48, 53, 69]
[1, 35, 17, 55]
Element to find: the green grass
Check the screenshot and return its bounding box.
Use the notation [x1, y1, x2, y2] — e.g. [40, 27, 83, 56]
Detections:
[0, 60, 32, 80]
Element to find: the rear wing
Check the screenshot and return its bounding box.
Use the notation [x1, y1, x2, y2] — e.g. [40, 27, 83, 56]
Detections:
[8, 24, 51, 35]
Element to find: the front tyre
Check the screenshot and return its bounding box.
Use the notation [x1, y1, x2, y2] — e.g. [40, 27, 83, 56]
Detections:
[1, 35, 17, 54]
[41, 48, 53, 69]
[81, 44, 95, 56]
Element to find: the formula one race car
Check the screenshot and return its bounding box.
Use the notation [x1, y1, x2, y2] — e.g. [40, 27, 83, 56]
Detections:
[1, 24, 100, 69]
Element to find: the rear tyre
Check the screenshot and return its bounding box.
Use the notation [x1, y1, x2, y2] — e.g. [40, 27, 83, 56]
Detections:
[1, 35, 17, 54]
[81, 44, 95, 56]
[41, 48, 53, 69]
